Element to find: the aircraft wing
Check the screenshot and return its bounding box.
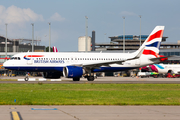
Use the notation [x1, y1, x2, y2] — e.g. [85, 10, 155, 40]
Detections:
[83, 59, 128, 68]
[75, 47, 145, 69]
[69, 59, 129, 68]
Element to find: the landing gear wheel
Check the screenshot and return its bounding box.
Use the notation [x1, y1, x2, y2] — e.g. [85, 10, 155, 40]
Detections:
[24, 76, 29, 81]
[87, 76, 94, 81]
[73, 77, 80, 81]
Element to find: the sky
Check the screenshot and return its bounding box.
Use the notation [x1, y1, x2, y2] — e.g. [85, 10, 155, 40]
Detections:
[0, 0, 180, 51]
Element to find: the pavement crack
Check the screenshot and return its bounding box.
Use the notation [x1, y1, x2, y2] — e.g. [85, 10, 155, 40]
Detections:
[58, 109, 80, 120]
[143, 108, 180, 117]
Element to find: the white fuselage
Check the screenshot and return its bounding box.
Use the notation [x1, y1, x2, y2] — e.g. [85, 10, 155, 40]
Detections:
[154, 64, 180, 74]
[3, 52, 156, 72]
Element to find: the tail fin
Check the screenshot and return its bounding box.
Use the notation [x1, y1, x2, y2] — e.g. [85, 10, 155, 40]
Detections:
[53, 46, 58, 52]
[139, 26, 165, 58]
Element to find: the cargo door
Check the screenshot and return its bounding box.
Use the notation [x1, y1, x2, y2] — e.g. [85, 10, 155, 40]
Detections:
[135, 59, 140, 65]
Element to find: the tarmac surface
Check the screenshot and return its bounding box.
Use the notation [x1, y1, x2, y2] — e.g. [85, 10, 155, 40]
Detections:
[1, 105, 180, 120]
[1, 76, 180, 84]
[1, 76, 180, 120]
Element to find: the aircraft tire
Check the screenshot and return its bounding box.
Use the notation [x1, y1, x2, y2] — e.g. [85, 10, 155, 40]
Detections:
[87, 76, 94, 81]
[73, 77, 80, 81]
[24, 76, 29, 81]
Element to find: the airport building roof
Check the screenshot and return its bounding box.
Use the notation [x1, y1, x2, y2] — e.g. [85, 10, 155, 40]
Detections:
[95, 35, 179, 51]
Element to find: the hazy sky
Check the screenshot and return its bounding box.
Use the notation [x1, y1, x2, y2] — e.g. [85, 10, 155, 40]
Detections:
[0, 0, 180, 51]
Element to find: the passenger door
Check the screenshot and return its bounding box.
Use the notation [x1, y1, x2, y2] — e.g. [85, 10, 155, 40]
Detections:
[26, 54, 33, 65]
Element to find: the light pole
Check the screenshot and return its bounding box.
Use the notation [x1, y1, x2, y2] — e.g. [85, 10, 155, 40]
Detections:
[139, 15, 141, 47]
[139, 15, 142, 72]
[85, 16, 88, 52]
[48, 22, 51, 52]
[31, 23, 34, 52]
[5, 23, 7, 59]
[123, 16, 125, 53]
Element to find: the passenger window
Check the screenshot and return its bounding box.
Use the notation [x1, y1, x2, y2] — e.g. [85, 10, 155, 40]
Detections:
[18, 57, 20, 60]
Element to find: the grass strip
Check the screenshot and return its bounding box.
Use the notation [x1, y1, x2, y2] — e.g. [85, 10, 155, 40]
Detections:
[0, 79, 17, 81]
[0, 83, 180, 105]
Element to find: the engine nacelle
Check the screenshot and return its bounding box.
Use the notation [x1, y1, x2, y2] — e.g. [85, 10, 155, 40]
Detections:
[63, 66, 85, 78]
[43, 72, 62, 79]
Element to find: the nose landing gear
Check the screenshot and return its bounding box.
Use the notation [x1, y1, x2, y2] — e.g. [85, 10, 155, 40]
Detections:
[24, 72, 29, 81]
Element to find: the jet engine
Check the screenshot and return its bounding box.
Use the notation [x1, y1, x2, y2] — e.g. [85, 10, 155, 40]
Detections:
[63, 66, 85, 79]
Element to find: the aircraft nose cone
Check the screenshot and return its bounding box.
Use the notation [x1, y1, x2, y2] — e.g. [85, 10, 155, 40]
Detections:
[3, 61, 8, 68]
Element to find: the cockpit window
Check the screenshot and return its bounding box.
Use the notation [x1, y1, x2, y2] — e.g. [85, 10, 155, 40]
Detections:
[10, 57, 21, 60]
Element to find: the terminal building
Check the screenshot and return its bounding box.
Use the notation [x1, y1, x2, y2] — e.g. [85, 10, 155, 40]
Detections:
[0, 36, 45, 64]
[78, 31, 180, 64]
[94, 34, 180, 64]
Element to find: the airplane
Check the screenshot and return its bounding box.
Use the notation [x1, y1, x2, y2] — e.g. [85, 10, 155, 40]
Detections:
[142, 64, 180, 75]
[3, 26, 166, 81]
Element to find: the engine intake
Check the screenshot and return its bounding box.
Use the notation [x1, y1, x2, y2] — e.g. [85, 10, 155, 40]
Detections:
[63, 66, 84, 78]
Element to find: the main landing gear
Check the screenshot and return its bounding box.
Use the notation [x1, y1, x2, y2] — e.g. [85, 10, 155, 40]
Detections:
[87, 76, 95, 81]
[73, 77, 80, 81]
[72, 75, 95, 81]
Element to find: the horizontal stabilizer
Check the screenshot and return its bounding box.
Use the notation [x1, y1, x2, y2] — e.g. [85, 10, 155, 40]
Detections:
[150, 56, 167, 61]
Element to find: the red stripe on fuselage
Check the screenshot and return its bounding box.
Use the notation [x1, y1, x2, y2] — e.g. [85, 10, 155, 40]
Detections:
[147, 30, 163, 42]
[24, 55, 44, 57]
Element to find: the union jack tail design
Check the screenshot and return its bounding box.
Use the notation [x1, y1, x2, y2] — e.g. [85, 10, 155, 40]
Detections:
[139, 26, 165, 58]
